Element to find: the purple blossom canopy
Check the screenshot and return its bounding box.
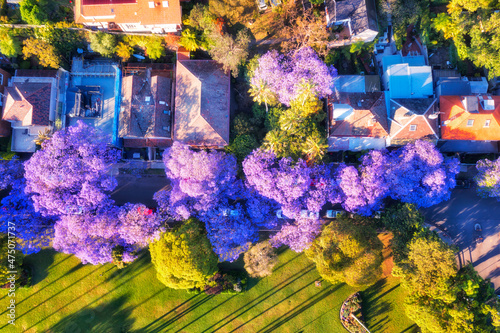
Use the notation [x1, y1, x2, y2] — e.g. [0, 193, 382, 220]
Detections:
[475, 156, 500, 200]
[24, 121, 121, 217]
[269, 217, 324, 252]
[386, 140, 459, 208]
[251, 47, 337, 106]
[155, 142, 242, 220]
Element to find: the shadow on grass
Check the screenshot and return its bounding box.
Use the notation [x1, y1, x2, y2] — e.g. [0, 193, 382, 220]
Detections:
[47, 295, 135, 333]
[104, 249, 151, 282]
[361, 278, 397, 332]
[24, 248, 57, 285]
[401, 324, 420, 332]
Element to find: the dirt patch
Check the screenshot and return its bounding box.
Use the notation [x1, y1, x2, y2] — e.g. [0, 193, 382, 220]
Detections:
[378, 231, 394, 278]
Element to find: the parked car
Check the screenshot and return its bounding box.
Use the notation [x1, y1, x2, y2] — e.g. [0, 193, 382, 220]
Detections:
[456, 179, 471, 189]
[325, 210, 343, 219]
[474, 223, 484, 244]
[222, 209, 239, 217]
[256, 0, 267, 11]
[300, 210, 319, 219]
[276, 209, 289, 219]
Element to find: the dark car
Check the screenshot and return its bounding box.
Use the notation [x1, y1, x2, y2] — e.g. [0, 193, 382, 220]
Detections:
[474, 223, 484, 244]
[456, 179, 471, 189]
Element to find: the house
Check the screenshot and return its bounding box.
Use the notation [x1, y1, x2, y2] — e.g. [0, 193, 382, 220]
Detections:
[387, 97, 439, 146]
[331, 75, 381, 93]
[0, 68, 12, 137]
[436, 79, 471, 99]
[327, 92, 388, 151]
[1, 70, 61, 152]
[173, 60, 230, 148]
[74, 0, 182, 33]
[439, 95, 500, 153]
[66, 58, 120, 145]
[382, 55, 433, 98]
[119, 64, 174, 154]
[325, 0, 378, 46]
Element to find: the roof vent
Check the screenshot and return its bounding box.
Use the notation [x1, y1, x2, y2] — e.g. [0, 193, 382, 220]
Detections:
[481, 96, 495, 111]
[148, 1, 155, 8]
[162, 1, 168, 7]
[462, 96, 479, 113]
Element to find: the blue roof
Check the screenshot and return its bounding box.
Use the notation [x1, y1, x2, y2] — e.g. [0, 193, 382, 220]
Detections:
[388, 63, 433, 98]
[404, 56, 426, 66]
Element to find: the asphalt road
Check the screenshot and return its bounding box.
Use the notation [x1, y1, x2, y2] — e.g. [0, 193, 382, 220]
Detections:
[110, 174, 170, 208]
[421, 186, 500, 291]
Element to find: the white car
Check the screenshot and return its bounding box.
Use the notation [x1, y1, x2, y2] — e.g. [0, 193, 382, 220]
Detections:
[300, 210, 319, 219]
[325, 210, 343, 219]
[256, 0, 267, 11]
[222, 209, 239, 217]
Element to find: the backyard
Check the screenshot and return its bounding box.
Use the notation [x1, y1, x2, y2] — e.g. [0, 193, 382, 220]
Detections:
[1, 245, 415, 332]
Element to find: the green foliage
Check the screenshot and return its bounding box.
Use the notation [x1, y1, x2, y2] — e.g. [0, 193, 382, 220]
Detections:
[115, 42, 133, 62]
[226, 134, 259, 162]
[111, 245, 128, 269]
[35, 24, 86, 66]
[179, 28, 201, 52]
[150, 218, 218, 289]
[0, 29, 22, 57]
[382, 204, 425, 262]
[243, 241, 278, 278]
[207, 0, 255, 26]
[0, 234, 24, 286]
[263, 94, 327, 163]
[433, 0, 500, 78]
[144, 36, 165, 60]
[305, 215, 383, 287]
[394, 235, 457, 301]
[89, 32, 117, 58]
[20, 0, 49, 25]
[22, 37, 60, 68]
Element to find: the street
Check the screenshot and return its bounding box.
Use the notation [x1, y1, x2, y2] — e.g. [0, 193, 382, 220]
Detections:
[110, 174, 170, 208]
[421, 186, 500, 291]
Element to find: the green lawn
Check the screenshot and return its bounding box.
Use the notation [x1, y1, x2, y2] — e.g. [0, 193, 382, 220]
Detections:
[1, 248, 414, 332]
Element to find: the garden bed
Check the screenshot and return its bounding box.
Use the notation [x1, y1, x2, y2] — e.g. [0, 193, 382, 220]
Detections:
[340, 292, 368, 332]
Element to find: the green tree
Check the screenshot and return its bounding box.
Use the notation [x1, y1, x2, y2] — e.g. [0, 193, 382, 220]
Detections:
[394, 235, 457, 301]
[89, 32, 117, 58]
[22, 37, 60, 68]
[179, 28, 200, 52]
[20, 0, 49, 25]
[207, 29, 250, 77]
[243, 241, 278, 278]
[0, 29, 21, 57]
[115, 42, 133, 62]
[150, 218, 218, 289]
[249, 79, 277, 113]
[226, 134, 259, 162]
[305, 215, 383, 287]
[145, 36, 165, 60]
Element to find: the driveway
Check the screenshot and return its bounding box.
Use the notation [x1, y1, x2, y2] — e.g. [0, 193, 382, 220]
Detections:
[421, 187, 500, 291]
[110, 174, 170, 208]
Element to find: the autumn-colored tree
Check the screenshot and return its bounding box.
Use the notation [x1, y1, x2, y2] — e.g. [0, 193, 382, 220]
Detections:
[207, 29, 250, 77]
[22, 37, 60, 68]
[150, 218, 218, 289]
[115, 42, 133, 62]
[243, 241, 278, 278]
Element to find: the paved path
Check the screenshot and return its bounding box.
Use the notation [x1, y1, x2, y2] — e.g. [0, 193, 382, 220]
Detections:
[421, 186, 500, 291]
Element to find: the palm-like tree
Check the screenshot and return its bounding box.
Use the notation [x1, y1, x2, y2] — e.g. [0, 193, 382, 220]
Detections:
[249, 80, 277, 113]
[303, 135, 328, 164]
[34, 128, 52, 147]
[179, 29, 200, 52]
[296, 79, 318, 107]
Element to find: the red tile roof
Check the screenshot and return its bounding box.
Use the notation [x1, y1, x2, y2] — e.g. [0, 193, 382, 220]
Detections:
[328, 92, 388, 138]
[75, 0, 182, 26]
[2, 82, 52, 126]
[388, 98, 438, 145]
[123, 138, 172, 147]
[440, 95, 500, 141]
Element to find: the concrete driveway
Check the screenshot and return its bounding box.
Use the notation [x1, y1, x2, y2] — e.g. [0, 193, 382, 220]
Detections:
[421, 186, 500, 291]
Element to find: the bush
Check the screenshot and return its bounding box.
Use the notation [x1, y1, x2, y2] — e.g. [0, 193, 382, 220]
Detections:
[243, 241, 277, 278]
[150, 218, 218, 290]
[89, 32, 117, 58]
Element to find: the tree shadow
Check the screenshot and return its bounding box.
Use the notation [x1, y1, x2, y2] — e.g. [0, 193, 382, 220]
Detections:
[105, 249, 151, 282]
[47, 295, 135, 333]
[361, 278, 397, 332]
[23, 248, 57, 286]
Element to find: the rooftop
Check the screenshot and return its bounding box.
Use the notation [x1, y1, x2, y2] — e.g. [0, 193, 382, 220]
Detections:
[174, 60, 230, 147]
[326, 0, 378, 34]
[2, 81, 52, 126]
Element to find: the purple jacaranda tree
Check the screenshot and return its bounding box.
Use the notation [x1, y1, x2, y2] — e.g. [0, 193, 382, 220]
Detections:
[336, 150, 391, 216]
[0, 160, 55, 254]
[154, 142, 243, 220]
[199, 203, 258, 262]
[475, 156, 500, 200]
[24, 121, 121, 217]
[243, 149, 339, 218]
[53, 204, 161, 265]
[386, 140, 459, 208]
[269, 217, 324, 252]
[251, 47, 337, 106]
